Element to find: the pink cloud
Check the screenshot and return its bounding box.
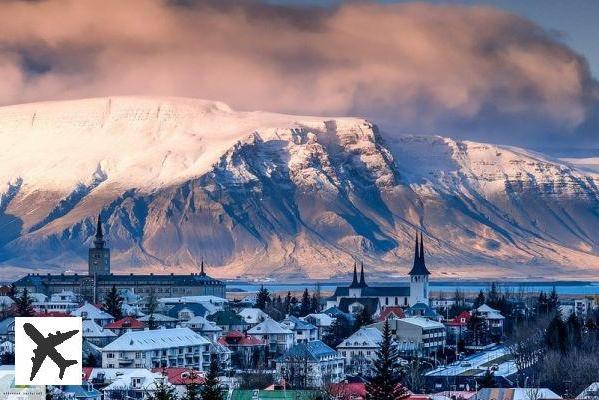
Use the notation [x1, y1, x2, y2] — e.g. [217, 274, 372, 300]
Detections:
[0, 0, 595, 143]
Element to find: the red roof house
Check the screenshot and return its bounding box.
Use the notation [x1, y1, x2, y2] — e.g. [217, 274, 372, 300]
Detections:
[105, 316, 145, 335]
[378, 306, 406, 322]
[152, 368, 206, 386]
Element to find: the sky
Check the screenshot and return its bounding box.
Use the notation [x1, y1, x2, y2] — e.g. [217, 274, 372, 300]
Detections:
[0, 0, 597, 151]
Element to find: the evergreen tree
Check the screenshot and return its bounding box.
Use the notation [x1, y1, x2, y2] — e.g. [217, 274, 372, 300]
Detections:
[566, 313, 582, 349]
[15, 288, 35, 317]
[148, 378, 179, 400]
[283, 292, 292, 315]
[147, 289, 158, 330]
[255, 286, 270, 311]
[467, 314, 487, 346]
[365, 320, 408, 400]
[310, 293, 319, 314]
[104, 285, 123, 320]
[545, 313, 568, 353]
[323, 314, 354, 348]
[487, 282, 500, 306]
[300, 288, 311, 317]
[548, 287, 559, 312]
[84, 353, 99, 367]
[182, 370, 202, 400]
[202, 356, 224, 400]
[474, 290, 486, 308]
[537, 291, 548, 314]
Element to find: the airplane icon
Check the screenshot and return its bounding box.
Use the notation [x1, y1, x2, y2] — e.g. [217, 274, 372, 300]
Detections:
[23, 322, 79, 381]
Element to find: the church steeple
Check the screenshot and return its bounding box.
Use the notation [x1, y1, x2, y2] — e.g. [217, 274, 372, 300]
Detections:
[89, 213, 110, 276]
[349, 262, 359, 288]
[94, 214, 105, 249]
[408, 230, 431, 276]
[200, 258, 206, 276]
[359, 262, 368, 288]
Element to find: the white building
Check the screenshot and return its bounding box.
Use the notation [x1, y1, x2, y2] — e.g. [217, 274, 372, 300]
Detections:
[0, 340, 14, 354]
[102, 369, 167, 400]
[82, 319, 117, 347]
[303, 313, 335, 339]
[336, 327, 382, 374]
[475, 304, 505, 334]
[574, 297, 597, 319]
[247, 318, 294, 357]
[238, 308, 269, 326]
[101, 327, 211, 370]
[71, 303, 115, 326]
[280, 315, 318, 344]
[392, 316, 446, 356]
[181, 315, 223, 341]
[276, 340, 345, 387]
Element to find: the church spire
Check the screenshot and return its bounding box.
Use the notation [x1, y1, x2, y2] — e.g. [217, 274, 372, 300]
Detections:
[94, 214, 105, 249]
[359, 262, 368, 288]
[408, 230, 431, 276]
[200, 258, 206, 276]
[349, 262, 359, 288]
[420, 232, 425, 264]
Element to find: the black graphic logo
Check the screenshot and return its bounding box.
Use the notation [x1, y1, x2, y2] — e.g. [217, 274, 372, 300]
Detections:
[23, 323, 80, 381]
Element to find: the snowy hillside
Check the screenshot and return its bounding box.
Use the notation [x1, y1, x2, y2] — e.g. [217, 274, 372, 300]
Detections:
[0, 97, 597, 279]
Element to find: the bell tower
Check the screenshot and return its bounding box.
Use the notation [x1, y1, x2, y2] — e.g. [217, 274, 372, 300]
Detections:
[409, 232, 430, 306]
[88, 214, 110, 275]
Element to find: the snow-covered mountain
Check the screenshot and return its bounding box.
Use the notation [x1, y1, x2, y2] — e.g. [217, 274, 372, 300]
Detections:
[0, 96, 597, 280]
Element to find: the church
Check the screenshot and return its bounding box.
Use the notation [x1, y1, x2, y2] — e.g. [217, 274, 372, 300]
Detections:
[325, 233, 431, 316]
[14, 215, 226, 303]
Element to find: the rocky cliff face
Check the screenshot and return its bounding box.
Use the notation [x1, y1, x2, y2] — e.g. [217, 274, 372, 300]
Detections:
[0, 97, 597, 279]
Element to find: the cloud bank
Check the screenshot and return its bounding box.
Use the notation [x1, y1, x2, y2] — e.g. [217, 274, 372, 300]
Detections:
[0, 0, 597, 146]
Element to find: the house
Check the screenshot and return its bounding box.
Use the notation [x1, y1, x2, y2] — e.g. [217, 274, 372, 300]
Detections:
[217, 331, 267, 369]
[158, 295, 227, 316]
[138, 313, 178, 328]
[474, 388, 561, 400]
[181, 316, 223, 341]
[377, 306, 406, 322]
[102, 369, 168, 400]
[0, 317, 15, 342]
[280, 315, 318, 343]
[474, 304, 505, 335]
[577, 382, 599, 399]
[0, 340, 14, 354]
[208, 309, 249, 333]
[59, 384, 102, 400]
[406, 303, 442, 321]
[82, 319, 118, 347]
[151, 367, 206, 398]
[71, 303, 115, 327]
[166, 303, 209, 322]
[0, 296, 15, 311]
[574, 297, 597, 319]
[104, 316, 145, 336]
[444, 311, 471, 343]
[303, 313, 336, 339]
[276, 340, 345, 388]
[247, 318, 294, 358]
[336, 327, 382, 375]
[238, 308, 269, 326]
[431, 298, 457, 309]
[391, 317, 446, 356]
[101, 327, 211, 370]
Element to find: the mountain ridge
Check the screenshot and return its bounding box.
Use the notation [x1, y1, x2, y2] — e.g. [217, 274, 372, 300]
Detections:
[0, 96, 597, 280]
